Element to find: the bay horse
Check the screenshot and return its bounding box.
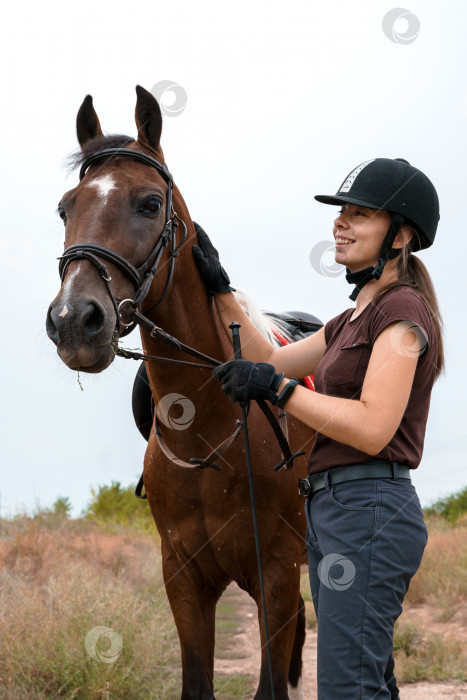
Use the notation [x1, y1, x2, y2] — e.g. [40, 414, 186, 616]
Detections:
[46, 85, 317, 700]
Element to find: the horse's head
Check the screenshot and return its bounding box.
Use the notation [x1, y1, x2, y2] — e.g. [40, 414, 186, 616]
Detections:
[46, 86, 182, 373]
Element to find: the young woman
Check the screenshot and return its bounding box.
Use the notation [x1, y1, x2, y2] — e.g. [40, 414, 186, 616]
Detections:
[192, 157, 444, 700]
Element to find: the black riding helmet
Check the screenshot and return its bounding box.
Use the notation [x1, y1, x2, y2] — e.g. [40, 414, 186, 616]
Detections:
[314, 158, 440, 300]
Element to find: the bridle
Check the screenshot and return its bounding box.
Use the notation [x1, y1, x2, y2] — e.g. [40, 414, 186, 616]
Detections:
[56, 146, 304, 477]
[58, 147, 188, 338]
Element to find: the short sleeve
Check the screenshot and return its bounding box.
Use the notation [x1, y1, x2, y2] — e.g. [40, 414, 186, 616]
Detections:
[369, 288, 433, 358]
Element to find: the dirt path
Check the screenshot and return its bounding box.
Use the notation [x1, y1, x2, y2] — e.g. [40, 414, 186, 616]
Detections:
[214, 582, 467, 700]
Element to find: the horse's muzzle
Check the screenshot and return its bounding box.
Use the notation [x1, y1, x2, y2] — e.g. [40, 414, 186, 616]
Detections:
[46, 295, 116, 372]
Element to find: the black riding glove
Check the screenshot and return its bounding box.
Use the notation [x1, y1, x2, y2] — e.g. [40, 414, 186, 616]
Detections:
[212, 360, 284, 404]
[192, 222, 236, 295]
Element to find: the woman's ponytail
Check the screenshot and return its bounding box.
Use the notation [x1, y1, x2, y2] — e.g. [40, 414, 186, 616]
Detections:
[376, 232, 445, 380]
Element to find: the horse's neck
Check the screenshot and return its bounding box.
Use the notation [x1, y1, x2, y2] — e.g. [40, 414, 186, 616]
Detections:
[138, 208, 228, 401]
[138, 194, 293, 404]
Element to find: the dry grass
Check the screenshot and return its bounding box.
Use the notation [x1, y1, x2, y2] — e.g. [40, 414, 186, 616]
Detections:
[0, 513, 258, 699]
[393, 620, 466, 682]
[0, 515, 179, 699]
[405, 514, 467, 612]
[2, 509, 466, 696]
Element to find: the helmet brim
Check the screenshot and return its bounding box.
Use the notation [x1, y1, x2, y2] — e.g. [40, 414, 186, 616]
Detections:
[314, 194, 382, 209]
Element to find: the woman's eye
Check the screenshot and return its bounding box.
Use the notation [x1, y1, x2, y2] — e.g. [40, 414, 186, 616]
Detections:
[140, 198, 162, 215]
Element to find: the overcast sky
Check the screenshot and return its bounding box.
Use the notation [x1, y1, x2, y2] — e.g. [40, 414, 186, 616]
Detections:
[1, 0, 465, 517]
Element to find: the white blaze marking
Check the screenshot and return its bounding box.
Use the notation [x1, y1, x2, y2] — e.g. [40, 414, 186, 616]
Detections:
[86, 174, 117, 202]
[58, 304, 68, 318]
[61, 264, 81, 306]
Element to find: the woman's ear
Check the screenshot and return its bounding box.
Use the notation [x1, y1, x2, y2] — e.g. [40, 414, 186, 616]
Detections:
[392, 225, 414, 249]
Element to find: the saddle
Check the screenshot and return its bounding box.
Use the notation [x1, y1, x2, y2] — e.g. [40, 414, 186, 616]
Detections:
[264, 310, 323, 340]
[132, 310, 323, 441]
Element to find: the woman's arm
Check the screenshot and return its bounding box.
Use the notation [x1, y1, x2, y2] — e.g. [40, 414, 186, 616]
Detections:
[275, 321, 421, 454]
[214, 291, 327, 377]
[192, 224, 327, 375]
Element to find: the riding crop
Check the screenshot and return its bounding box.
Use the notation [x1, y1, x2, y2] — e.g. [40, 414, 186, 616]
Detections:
[229, 321, 276, 700]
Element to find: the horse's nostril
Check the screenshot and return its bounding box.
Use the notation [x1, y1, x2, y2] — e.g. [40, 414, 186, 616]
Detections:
[46, 307, 60, 345]
[83, 303, 106, 337]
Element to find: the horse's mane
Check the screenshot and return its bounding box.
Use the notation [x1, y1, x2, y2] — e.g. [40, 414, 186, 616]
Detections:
[66, 134, 135, 173]
[233, 289, 295, 347]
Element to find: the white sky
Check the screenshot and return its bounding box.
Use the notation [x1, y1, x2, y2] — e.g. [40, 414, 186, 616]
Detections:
[1, 0, 465, 517]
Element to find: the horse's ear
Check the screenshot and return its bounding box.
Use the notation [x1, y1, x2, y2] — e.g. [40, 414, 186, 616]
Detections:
[135, 85, 162, 151]
[76, 95, 103, 148]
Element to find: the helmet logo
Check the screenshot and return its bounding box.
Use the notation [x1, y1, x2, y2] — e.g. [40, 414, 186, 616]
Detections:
[340, 159, 375, 193]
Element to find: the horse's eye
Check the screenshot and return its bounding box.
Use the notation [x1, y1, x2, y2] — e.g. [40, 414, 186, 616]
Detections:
[58, 206, 67, 224]
[140, 198, 162, 215]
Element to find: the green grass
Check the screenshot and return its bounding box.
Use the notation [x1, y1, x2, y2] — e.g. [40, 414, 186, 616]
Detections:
[214, 673, 255, 700]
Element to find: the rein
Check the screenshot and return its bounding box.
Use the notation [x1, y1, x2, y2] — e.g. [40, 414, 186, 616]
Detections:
[116, 305, 306, 484]
[58, 147, 305, 490]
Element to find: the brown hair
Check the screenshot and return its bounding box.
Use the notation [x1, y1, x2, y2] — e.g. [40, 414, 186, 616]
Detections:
[375, 227, 445, 380]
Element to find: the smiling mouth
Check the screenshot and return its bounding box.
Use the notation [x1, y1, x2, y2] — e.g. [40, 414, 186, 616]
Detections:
[335, 237, 355, 245]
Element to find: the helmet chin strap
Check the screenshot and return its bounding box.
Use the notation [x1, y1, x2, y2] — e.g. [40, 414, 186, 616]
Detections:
[345, 213, 405, 302]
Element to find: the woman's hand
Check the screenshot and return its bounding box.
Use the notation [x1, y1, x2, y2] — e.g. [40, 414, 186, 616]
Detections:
[212, 359, 284, 403]
[192, 222, 236, 295]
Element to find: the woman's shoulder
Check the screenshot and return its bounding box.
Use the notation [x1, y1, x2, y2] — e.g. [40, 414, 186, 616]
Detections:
[374, 285, 432, 319]
[370, 285, 436, 350]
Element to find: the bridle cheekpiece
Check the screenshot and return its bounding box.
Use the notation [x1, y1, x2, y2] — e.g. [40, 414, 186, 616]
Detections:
[58, 147, 187, 337]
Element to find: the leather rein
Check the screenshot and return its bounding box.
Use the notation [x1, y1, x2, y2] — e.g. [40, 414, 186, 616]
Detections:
[58, 147, 305, 493]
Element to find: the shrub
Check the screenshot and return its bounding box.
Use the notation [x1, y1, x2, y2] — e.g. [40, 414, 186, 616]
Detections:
[84, 481, 156, 534]
[424, 486, 467, 523]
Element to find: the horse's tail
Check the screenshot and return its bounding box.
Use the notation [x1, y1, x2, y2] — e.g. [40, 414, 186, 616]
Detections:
[287, 593, 306, 698]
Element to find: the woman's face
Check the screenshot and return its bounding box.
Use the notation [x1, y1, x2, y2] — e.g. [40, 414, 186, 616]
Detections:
[333, 203, 392, 273]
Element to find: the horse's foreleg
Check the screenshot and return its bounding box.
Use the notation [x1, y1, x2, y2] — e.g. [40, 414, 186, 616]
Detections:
[161, 542, 224, 700]
[253, 568, 303, 700]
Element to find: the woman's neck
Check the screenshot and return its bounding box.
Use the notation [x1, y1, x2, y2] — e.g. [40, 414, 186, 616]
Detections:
[352, 264, 399, 315]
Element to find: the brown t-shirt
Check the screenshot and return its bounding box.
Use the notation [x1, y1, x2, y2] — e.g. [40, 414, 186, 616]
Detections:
[307, 286, 438, 475]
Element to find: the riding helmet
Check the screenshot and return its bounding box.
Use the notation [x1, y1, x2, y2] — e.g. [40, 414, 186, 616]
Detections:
[314, 158, 440, 299]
